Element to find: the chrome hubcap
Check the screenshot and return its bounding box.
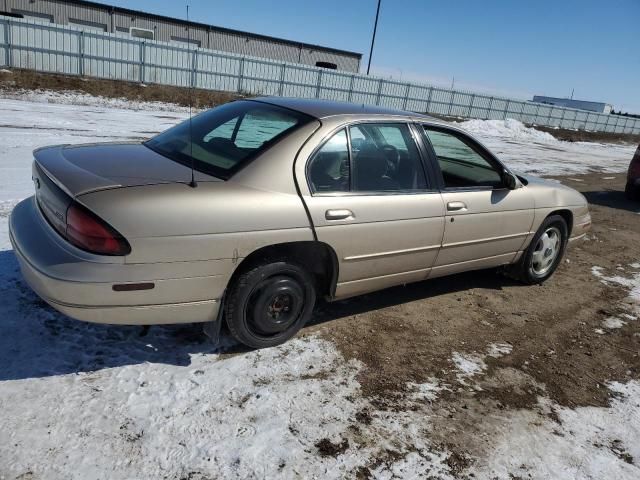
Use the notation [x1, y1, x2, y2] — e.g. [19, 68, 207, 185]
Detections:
[531, 226, 561, 276]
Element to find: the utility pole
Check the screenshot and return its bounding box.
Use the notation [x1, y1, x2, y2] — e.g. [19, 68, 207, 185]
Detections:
[366, 0, 381, 75]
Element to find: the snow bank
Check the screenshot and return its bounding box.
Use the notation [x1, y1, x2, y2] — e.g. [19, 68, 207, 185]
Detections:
[0, 88, 192, 113]
[458, 118, 558, 143]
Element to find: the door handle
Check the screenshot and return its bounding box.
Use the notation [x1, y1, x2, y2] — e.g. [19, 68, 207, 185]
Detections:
[325, 209, 354, 220]
[446, 201, 467, 212]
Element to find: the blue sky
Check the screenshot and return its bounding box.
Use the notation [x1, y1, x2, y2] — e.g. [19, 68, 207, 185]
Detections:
[97, 0, 639, 112]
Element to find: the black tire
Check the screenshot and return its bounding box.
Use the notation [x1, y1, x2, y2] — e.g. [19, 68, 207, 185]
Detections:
[225, 261, 316, 349]
[625, 181, 638, 201]
[507, 215, 568, 285]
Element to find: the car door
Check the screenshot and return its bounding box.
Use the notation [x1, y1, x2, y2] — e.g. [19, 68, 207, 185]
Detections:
[295, 121, 446, 300]
[419, 125, 535, 277]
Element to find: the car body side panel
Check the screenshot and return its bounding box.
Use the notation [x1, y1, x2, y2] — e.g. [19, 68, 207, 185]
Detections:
[433, 188, 535, 272]
[9, 197, 226, 324]
[292, 116, 446, 299]
[77, 182, 314, 264]
[308, 194, 445, 299]
[519, 175, 592, 248]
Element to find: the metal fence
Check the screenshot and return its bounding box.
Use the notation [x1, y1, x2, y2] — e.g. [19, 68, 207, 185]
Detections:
[2, 16, 638, 135]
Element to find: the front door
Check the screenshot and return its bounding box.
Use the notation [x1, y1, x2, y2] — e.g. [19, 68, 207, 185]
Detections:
[420, 126, 535, 277]
[296, 122, 446, 299]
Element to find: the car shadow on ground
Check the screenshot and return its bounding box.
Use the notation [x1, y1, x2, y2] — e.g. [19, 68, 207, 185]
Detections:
[0, 249, 225, 382]
[0, 247, 523, 381]
[309, 268, 522, 327]
[583, 189, 640, 213]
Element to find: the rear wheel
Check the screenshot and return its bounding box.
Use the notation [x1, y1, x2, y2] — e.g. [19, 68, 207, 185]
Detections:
[225, 261, 316, 349]
[507, 215, 568, 284]
[625, 181, 639, 201]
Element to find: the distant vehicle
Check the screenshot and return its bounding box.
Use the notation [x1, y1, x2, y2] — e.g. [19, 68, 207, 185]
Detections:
[625, 144, 640, 200]
[9, 98, 591, 348]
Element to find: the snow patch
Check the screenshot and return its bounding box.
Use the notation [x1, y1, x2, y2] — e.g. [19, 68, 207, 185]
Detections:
[407, 379, 448, 402]
[452, 343, 513, 382]
[486, 342, 513, 358]
[457, 118, 557, 143]
[471, 381, 640, 479]
[0, 88, 192, 113]
[603, 317, 627, 329]
[592, 265, 640, 307]
[452, 352, 488, 381]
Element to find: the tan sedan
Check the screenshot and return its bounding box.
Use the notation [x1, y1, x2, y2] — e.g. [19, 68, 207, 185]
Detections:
[9, 97, 591, 348]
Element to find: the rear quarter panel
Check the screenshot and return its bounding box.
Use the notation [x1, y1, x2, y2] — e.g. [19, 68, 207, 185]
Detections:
[78, 181, 314, 265]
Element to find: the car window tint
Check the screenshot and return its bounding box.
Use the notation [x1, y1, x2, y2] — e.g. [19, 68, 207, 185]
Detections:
[423, 128, 503, 188]
[350, 123, 426, 192]
[145, 101, 312, 179]
[308, 129, 349, 193]
[234, 111, 299, 149]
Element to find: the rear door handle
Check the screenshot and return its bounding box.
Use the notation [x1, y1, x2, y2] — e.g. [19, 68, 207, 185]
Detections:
[446, 201, 467, 212]
[325, 209, 354, 220]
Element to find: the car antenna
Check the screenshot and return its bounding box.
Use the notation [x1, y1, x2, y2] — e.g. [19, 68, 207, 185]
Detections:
[186, 3, 197, 188]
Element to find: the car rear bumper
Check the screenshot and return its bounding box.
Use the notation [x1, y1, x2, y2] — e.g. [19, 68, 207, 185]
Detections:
[9, 197, 225, 325]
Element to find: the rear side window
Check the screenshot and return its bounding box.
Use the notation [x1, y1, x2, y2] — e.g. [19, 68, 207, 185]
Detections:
[146, 101, 312, 179]
[308, 123, 427, 194]
[308, 129, 350, 193]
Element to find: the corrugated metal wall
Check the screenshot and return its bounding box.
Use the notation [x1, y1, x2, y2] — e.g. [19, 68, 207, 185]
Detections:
[3, 0, 361, 71]
[1, 16, 638, 134]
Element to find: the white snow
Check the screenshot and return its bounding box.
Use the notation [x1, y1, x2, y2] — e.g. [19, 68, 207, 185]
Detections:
[471, 381, 640, 479]
[457, 118, 636, 176]
[452, 343, 514, 382]
[592, 266, 640, 306]
[452, 352, 488, 380]
[603, 317, 627, 329]
[459, 118, 558, 142]
[0, 88, 193, 112]
[486, 342, 513, 358]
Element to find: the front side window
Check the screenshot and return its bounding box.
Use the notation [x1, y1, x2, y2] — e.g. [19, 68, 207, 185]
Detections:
[146, 101, 312, 179]
[350, 123, 426, 192]
[423, 128, 503, 188]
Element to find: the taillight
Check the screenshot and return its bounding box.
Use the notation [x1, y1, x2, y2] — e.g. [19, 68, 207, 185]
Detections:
[66, 203, 131, 256]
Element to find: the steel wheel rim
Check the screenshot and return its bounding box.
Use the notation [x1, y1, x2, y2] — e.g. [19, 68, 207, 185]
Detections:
[246, 275, 304, 337]
[531, 226, 561, 276]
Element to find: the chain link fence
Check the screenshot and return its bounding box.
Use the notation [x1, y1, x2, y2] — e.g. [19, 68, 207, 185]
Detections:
[1, 16, 638, 134]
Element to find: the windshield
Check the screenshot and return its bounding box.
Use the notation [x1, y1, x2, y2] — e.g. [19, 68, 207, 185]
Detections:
[145, 101, 313, 179]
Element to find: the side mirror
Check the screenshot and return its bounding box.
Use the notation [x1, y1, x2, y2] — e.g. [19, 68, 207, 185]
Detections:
[503, 170, 518, 190]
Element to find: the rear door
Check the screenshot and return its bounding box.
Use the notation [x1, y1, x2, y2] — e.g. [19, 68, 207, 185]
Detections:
[419, 125, 535, 277]
[295, 121, 445, 299]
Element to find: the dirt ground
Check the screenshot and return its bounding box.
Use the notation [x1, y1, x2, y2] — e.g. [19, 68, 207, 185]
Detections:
[0, 68, 239, 108]
[298, 172, 640, 475]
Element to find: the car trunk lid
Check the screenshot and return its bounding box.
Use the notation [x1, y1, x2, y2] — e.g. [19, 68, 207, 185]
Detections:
[33, 142, 219, 198]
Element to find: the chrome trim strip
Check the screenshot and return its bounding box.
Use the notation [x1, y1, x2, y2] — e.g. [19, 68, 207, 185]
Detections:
[441, 231, 532, 249]
[343, 244, 440, 262]
[338, 267, 431, 286]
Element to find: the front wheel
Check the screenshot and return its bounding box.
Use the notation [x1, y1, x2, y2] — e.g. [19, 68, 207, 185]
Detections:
[625, 181, 639, 201]
[507, 215, 568, 284]
[225, 261, 316, 349]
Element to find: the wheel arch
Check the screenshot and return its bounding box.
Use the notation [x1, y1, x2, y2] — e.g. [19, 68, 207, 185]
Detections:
[548, 209, 573, 237]
[229, 241, 339, 300]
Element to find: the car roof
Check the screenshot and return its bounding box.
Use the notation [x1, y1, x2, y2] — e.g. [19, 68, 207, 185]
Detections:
[251, 96, 442, 122]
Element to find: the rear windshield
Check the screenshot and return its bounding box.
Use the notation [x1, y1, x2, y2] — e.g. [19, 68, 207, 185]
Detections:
[145, 101, 313, 179]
